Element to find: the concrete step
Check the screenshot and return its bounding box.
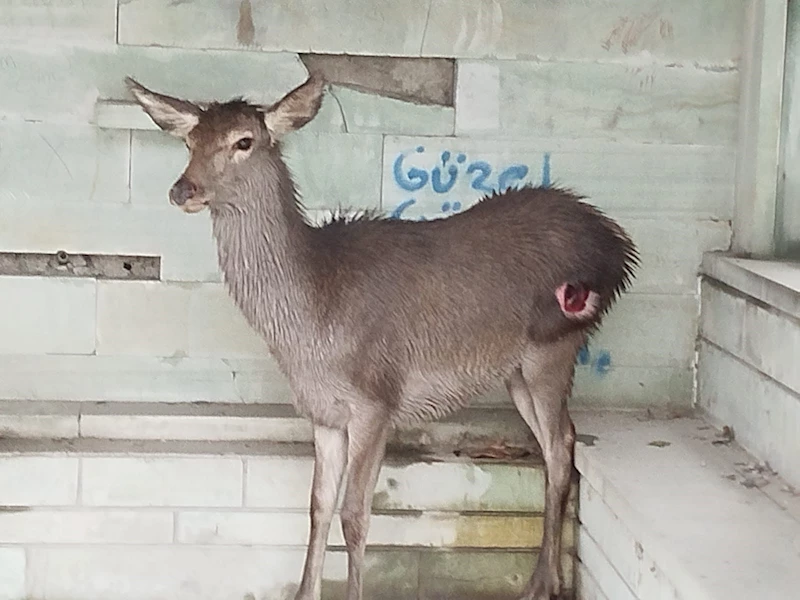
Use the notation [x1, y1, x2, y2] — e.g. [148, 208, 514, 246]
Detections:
[572, 412, 800, 600]
[0, 400, 536, 450]
[0, 439, 575, 600]
[699, 255, 800, 490]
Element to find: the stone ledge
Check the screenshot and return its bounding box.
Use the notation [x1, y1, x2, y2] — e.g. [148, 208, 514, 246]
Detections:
[0, 401, 535, 453]
[702, 252, 800, 319]
[573, 411, 800, 600]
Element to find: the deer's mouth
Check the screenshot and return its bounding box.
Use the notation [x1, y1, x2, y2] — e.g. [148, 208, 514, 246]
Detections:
[170, 193, 211, 213]
[180, 200, 209, 214]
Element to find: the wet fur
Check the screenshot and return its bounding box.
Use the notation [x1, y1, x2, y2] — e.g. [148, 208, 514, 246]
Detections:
[209, 146, 637, 430]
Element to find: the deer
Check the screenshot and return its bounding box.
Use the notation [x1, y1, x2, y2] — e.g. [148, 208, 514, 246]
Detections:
[125, 74, 638, 600]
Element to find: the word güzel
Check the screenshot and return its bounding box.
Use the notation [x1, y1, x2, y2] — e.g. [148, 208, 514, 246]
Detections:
[389, 146, 552, 220]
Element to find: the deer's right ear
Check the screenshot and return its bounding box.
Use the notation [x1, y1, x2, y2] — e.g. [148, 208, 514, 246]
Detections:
[125, 77, 201, 139]
[262, 76, 325, 141]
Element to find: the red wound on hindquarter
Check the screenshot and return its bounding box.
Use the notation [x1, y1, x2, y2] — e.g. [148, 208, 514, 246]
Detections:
[562, 283, 589, 313]
[555, 282, 599, 321]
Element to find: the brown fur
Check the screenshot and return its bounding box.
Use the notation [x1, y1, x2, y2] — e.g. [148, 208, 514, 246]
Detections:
[126, 75, 639, 600]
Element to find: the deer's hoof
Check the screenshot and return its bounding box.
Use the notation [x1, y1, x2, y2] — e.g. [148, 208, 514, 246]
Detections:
[517, 579, 561, 600]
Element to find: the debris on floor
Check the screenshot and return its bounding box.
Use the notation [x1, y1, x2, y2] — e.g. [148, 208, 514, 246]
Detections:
[711, 424, 735, 446]
[723, 459, 778, 489]
[576, 433, 598, 446]
[648, 440, 672, 448]
[453, 440, 538, 460]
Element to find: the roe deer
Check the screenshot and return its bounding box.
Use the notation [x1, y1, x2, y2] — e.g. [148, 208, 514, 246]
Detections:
[126, 75, 638, 600]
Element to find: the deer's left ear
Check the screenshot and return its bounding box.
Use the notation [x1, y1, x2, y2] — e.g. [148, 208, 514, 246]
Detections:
[125, 76, 202, 139]
[262, 76, 325, 141]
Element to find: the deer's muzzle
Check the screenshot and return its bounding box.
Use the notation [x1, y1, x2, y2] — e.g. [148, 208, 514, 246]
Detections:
[169, 176, 200, 207]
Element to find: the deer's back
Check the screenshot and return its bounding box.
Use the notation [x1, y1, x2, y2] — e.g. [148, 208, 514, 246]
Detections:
[303, 186, 636, 423]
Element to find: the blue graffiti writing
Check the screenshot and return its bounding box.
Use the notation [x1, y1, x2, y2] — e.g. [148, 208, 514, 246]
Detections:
[390, 198, 418, 220]
[595, 351, 612, 375]
[389, 148, 553, 221]
[392, 148, 550, 196]
[498, 164, 530, 192]
[441, 201, 462, 213]
[393, 146, 429, 192]
[541, 152, 551, 188]
[466, 161, 493, 192]
[388, 198, 464, 221]
[465, 161, 531, 193]
[577, 344, 591, 365]
[576, 344, 612, 377]
[431, 151, 458, 194]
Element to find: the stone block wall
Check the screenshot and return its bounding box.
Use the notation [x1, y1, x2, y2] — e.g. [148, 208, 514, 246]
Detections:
[698, 258, 800, 488]
[0, 446, 571, 599]
[0, 0, 745, 408]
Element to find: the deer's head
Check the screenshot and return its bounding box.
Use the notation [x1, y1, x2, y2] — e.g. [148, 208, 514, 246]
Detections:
[125, 76, 325, 213]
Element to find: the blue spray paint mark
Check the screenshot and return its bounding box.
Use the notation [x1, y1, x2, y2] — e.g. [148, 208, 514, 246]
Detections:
[466, 161, 494, 192]
[393, 147, 429, 192]
[594, 351, 611, 375]
[541, 152, 551, 188]
[390, 198, 417, 220]
[389, 149, 553, 220]
[577, 344, 591, 366]
[497, 165, 529, 192]
[431, 151, 458, 194]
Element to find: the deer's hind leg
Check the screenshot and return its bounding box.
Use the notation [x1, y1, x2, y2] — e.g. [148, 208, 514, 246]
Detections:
[506, 334, 582, 600]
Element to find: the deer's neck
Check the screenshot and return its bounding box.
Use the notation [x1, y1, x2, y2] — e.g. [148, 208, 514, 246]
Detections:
[209, 158, 318, 350]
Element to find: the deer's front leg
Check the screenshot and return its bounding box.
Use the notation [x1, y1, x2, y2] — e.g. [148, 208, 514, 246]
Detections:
[295, 425, 348, 600]
[340, 407, 391, 600]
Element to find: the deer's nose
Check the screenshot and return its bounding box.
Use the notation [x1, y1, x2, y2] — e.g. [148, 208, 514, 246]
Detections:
[169, 176, 198, 206]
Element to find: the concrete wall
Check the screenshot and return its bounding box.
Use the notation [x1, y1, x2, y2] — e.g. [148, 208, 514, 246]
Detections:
[0, 1, 744, 409]
[778, 0, 800, 256]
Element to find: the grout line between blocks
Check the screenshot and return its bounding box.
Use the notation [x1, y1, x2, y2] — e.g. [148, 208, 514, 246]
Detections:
[173, 510, 180, 543]
[23, 546, 31, 594]
[93, 271, 101, 357]
[115, 0, 121, 45]
[126, 129, 133, 204]
[241, 458, 248, 507]
[76, 457, 84, 506]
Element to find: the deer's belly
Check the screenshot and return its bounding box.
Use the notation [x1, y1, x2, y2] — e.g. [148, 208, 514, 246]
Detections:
[284, 349, 520, 429]
[288, 375, 354, 430]
[391, 364, 515, 425]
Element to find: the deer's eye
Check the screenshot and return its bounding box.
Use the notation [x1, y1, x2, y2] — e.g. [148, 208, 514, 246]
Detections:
[234, 137, 254, 151]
